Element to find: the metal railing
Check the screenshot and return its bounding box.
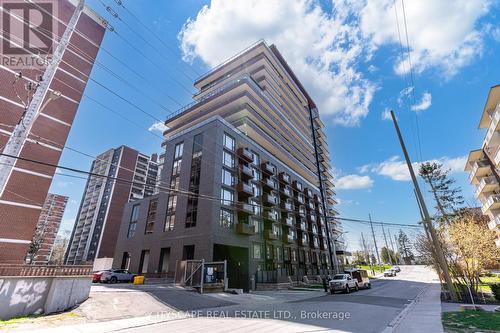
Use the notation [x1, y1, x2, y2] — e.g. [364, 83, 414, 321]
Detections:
[0, 264, 93, 277]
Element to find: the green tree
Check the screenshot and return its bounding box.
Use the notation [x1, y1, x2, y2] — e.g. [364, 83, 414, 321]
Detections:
[352, 251, 367, 265]
[418, 162, 464, 225]
[381, 247, 400, 264]
[398, 230, 414, 264]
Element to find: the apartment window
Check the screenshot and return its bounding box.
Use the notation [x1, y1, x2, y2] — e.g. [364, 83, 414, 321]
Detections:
[170, 177, 180, 190]
[186, 134, 203, 228]
[266, 244, 274, 260]
[251, 183, 260, 196]
[291, 248, 298, 262]
[164, 214, 175, 232]
[253, 243, 263, 259]
[127, 204, 140, 238]
[274, 246, 282, 261]
[219, 208, 233, 228]
[223, 133, 235, 151]
[172, 160, 182, 176]
[174, 142, 184, 159]
[283, 247, 290, 261]
[251, 218, 263, 233]
[221, 188, 234, 206]
[164, 195, 177, 232]
[223, 150, 235, 168]
[251, 150, 260, 164]
[182, 245, 195, 260]
[251, 199, 261, 215]
[145, 199, 157, 234]
[222, 168, 234, 186]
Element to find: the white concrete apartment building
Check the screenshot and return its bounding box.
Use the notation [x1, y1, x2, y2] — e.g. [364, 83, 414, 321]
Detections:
[465, 85, 500, 247]
[65, 146, 159, 264]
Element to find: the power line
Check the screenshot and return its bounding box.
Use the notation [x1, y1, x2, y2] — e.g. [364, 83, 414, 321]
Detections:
[400, 0, 423, 161]
[0, 152, 421, 231]
[109, 0, 202, 78]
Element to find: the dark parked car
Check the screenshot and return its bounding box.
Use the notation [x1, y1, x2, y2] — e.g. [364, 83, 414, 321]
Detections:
[100, 269, 137, 283]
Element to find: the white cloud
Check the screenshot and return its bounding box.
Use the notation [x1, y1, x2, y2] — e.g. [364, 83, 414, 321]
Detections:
[411, 92, 432, 112]
[367, 155, 467, 181]
[359, 0, 492, 78]
[381, 108, 392, 121]
[336, 174, 374, 190]
[148, 121, 168, 133]
[178, 0, 375, 126]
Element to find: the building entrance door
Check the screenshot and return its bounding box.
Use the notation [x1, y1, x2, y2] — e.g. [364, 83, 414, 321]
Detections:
[213, 244, 249, 291]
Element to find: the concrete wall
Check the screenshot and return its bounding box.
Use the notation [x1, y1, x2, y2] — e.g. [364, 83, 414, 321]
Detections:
[0, 276, 91, 320]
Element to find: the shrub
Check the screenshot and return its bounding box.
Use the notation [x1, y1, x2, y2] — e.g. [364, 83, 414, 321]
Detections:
[491, 284, 500, 301]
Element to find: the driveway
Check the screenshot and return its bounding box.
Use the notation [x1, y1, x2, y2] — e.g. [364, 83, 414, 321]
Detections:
[4, 265, 441, 333]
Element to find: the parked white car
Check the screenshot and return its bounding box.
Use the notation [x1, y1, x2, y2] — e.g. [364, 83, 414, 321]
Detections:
[329, 274, 359, 294]
[100, 269, 136, 283]
[384, 269, 396, 277]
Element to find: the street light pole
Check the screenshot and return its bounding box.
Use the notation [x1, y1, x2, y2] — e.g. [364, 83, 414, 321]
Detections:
[390, 110, 457, 301]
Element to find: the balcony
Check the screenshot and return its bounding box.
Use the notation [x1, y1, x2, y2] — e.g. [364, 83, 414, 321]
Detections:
[264, 210, 279, 221]
[281, 200, 294, 211]
[488, 216, 500, 230]
[281, 185, 293, 198]
[236, 223, 256, 235]
[266, 228, 278, 240]
[469, 159, 490, 183]
[311, 237, 319, 248]
[239, 164, 253, 180]
[237, 203, 254, 216]
[484, 105, 500, 146]
[237, 147, 253, 163]
[262, 177, 278, 191]
[263, 193, 279, 206]
[299, 234, 308, 246]
[475, 176, 498, 197]
[482, 194, 500, 214]
[279, 172, 291, 184]
[237, 182, 254, 198]
[311, 225, 318, 235]
[283, 214, 295, 226]
[292, 180, 303, 191]
[295, 193, 305, 204]
[297, 221, 307, 231]
[314, 194, 321, 204]
[261, 162, 276, 175]
[283, 233, 295, 244]
[296, 205, 306, 216]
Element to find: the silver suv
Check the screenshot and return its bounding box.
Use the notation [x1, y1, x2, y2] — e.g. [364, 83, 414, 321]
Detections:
[329, 273, 359, 294]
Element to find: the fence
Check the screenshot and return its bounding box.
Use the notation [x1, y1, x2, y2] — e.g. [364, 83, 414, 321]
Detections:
[174, 260, 227, 293]
[0, 264, 93, 277]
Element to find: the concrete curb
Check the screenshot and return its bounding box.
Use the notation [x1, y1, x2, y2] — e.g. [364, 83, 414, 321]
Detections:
[381, 286, 427, 333]
[25, 314, 187, 333]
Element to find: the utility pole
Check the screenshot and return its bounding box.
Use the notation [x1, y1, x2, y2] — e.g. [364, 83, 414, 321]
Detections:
[381, 224, 393, 264]
[0, 0, 84, 196]
[361, 232, 374, 275]
[414, 190, 443, 281]
[369, 214, 381, 271]
[390, 110, 457, 301]
[387, 229, 398, 264]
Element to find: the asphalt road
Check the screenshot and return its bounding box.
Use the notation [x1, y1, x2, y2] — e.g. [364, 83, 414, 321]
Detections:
[121, 265, 436, 333]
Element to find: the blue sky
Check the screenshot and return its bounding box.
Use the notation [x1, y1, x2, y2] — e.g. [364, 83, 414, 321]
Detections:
[51, 0, 500, 250]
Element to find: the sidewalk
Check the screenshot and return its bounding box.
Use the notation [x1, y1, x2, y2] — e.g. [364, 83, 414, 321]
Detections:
[385, 282, 444, 333]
